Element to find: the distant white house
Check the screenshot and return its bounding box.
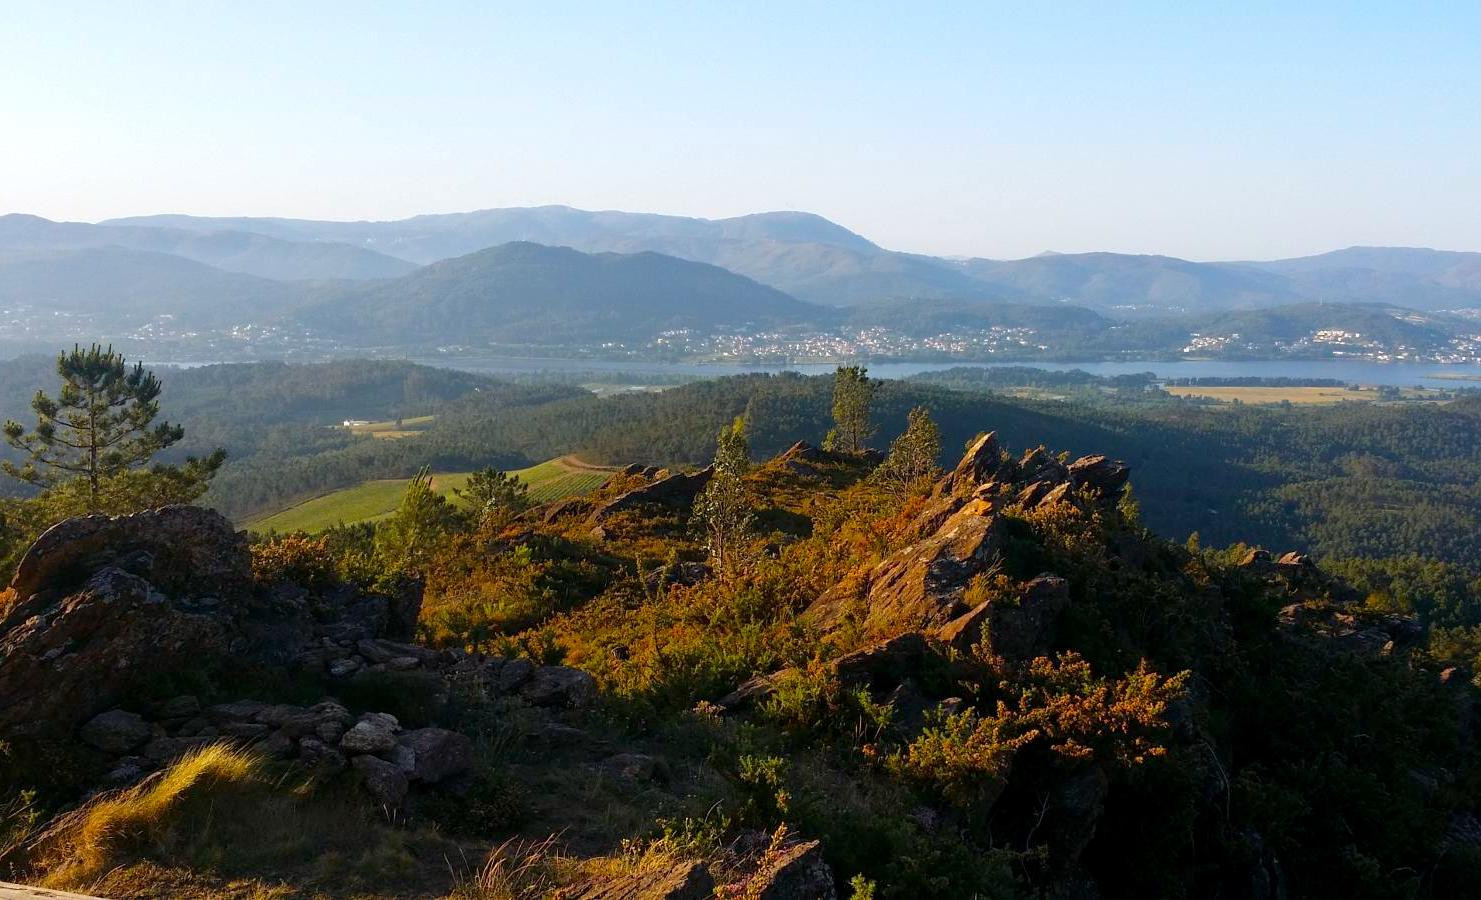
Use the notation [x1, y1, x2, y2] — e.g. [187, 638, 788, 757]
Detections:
[342, 419, 371, 427]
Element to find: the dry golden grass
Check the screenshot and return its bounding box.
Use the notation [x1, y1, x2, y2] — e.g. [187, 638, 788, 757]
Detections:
[1163, 385, 1367, 405]
[31, 744, 264, 890]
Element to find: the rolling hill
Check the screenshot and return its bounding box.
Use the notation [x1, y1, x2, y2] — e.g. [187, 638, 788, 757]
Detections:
[0, 246, 308, 330]
[295, 241, 827, 344]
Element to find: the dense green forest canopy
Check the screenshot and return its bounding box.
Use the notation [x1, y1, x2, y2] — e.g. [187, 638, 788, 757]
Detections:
[1, 357, 1478, 574]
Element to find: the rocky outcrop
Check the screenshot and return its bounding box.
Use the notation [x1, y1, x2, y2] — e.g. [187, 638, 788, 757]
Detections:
[593, 467, 714, 520]
[936, 574, 1071, 661]
[808, 502, 1005, 636]
[742, 838, 836, 900]
[1066, 454, 1130, 498]
[1278, 603, 1423, 658]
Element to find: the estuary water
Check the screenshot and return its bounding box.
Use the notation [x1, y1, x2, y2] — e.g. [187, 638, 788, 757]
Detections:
[406, 355, 1481, 391]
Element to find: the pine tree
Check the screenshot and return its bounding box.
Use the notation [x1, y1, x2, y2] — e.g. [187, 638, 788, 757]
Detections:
[3, 344, 188, 510]
[454, 466, 531, 519]
[874, 405, 941, 496]
[832, 365, 876, 454]
[693, 416, 753, 574]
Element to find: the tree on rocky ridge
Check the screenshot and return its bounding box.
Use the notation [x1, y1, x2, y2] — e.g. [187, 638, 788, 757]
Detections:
[832, 365, 876, 454]
[693, 416, 753, 575]
[874, 405, 941, 496]
[2, 344, 221, 512]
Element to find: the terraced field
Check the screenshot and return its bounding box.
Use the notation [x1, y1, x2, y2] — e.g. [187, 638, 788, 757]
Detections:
[245, 456, 615, 533]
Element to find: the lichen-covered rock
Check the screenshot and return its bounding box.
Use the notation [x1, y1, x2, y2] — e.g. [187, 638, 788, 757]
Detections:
[340, 715, 399, 755]
[1067, 454, 1130, 499]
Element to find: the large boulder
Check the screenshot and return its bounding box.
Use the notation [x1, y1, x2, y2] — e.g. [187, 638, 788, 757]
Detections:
[941, 431, 1001, 494]
[395, 727, 473, 783]
[79, 709, 151, 754]
[5, 506, 252, 607]
[521, 665, 598, 708]
[0, 565, 238, 740]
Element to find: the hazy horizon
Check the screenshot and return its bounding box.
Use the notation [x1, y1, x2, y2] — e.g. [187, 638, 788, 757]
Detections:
[5, 3, 1479, 261]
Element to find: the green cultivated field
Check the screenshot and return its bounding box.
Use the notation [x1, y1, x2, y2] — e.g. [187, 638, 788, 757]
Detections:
[246, 457, 613, 533]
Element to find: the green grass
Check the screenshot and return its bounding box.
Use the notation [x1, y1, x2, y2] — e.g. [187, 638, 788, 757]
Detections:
[245, 457, 614, 533]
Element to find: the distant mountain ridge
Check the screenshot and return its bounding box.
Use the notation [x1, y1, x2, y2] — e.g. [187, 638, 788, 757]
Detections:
[0, 214, 417, 281]
[96, 206, 1481, 313]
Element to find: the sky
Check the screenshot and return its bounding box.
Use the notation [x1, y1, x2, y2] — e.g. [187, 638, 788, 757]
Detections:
[3, 1, 1479, 261]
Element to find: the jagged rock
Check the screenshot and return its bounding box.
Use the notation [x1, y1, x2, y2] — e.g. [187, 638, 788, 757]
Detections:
[745, 838, 836, 899]
[1035, 482, 1075, 509]
[936, 575, 1071, 661]
[1278, 604, 1422, 657]
[396, 727, 474, 783]
[353, 754, 408, 809]
[808, 505, 1004, 635]
[1067, 455, 1130, 499]
[619, 463, 646, 476]
[522, 666, 598, 708]
[1239, 549, 1272, 568]
[593, 467, 714, 519]
[79, 709, 151, 753]
[1275, 551, 1313, 568]
[942, 431, 1001, 493]
[717, 671, 789, 711]
[563, 859, 714, 900]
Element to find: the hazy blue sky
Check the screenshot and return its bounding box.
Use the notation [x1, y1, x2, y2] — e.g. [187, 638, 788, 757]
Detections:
[3, 2, 1478, 260]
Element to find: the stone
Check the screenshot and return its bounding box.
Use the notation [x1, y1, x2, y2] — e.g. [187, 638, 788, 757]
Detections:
[352, 754, 408, 809]
[298, 737, 346, 771]
[328, 657, 362, 678]
[831, 633, 930, 690]
[395, 727, 474, 783]
[151, 695, 202, 720]
[943, 431, 1001, 493]
[388, 742, 418, 774]
[208, 700, 270, 723]
[340, 719, 398, 755]
[497, 657, 536, 692]
[388, 656, 421, 671]
[79, 709, 151, 754]
[936, 574, 1071, 662]
[565, 859, 714, 899]
[592, 467, 714, 520]
[1066, 454, 1130, 499]
[746, 838, 836, 899]
[522, 666, 598, 708]
[256, 729, 296, 760]
[808, 505, 1004, 635]
[219, 722, 271, 740]
[600, 752, 668, 785]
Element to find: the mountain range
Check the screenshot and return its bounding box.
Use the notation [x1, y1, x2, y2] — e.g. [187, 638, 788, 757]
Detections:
[1, 207, 1480, 351]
